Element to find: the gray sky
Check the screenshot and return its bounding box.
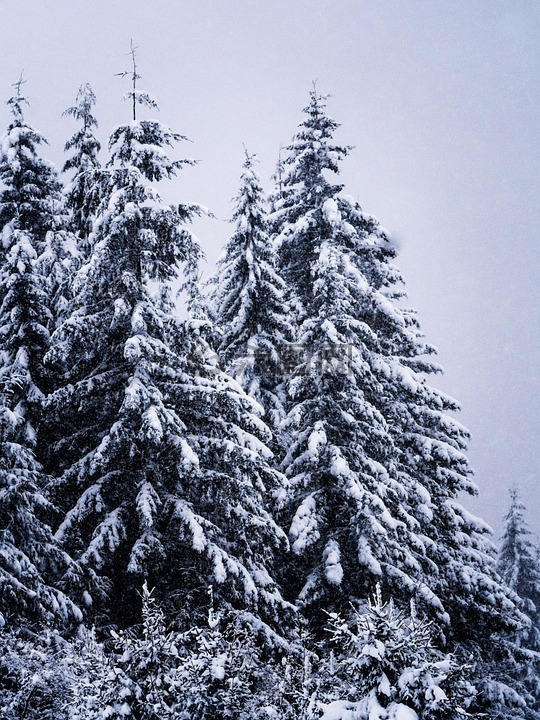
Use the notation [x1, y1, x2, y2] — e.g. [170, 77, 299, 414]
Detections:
[1, 0, 538, 537]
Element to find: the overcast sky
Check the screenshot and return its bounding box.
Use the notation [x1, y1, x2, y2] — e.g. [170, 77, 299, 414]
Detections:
[0, 0, 538, 537]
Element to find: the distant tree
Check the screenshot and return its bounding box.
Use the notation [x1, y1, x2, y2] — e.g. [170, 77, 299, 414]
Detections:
[62, 82, 102, 259]
[497, 486, 540, 647]
[495, 487, 540, 715]
[210, 150, 292, 441]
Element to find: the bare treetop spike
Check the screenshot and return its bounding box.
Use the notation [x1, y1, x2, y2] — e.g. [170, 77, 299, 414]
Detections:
[12, 71, 26, 98]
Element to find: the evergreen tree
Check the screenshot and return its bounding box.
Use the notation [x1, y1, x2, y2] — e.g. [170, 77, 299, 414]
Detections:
[76, 583, 180, 720]
[272, 89, 529, 716]
[173, 586, 289, 719]
[0, 76, 79, 329]
[66, 584, 294, 720]
[271, 90, 434, 619]
[62, 82, 102, 260]
[270, 89, 350, 322]
[0, 83, 82, 628]
[0, 78, 63, 257]
[322, 195, 524, 655]
[210, 150, 292, 439]
[0, 84, 53, 392]
[498, 487, 540, 648]
[337, 201, 538, 717]
[45, 50, 290, 636]
[495, 487, 540, 713]
[62, 627, 110, 720]
[315, 587, 476, 720]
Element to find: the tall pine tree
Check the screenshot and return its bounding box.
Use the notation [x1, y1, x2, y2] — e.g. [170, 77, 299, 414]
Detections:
[271, 90, 432, 619]
[337, 188, 537, 718]
[45, 50, 290, 637]
[210, 150, 292, 440]
[0, 81, 82, 627]
[62, 82, 102, 260]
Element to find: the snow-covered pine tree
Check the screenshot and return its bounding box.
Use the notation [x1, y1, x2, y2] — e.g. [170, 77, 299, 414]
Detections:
[75, 583, 179, 720]
[65, 583, 293, 720]
[0, 82, 82, 628]
[498, 487, 540, 648]
[62, 83, 102, 260]
[172, 585, 292, 719]
[316, 587, 476, 720]
[272, 89, 530, 717]
[326, 196, 524, 644]
[209, 150, 292, 439]
[496, 487, 540, 713]
[270, 89, 432, 620]
[0, 75, 79, 330]
[0, 82, 54, 391]
[270, 89, 350, 325]
[0, 79, 63, 259]
[63, 627, 115, 720]
[45, 50, 290, 636]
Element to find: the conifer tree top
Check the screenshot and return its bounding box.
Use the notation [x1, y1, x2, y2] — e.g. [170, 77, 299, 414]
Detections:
[209, 149, 292, 433]
[107, 44, 194, 183]
[62, 82, 101, 172]
[63, 83, 99, 134]
[2, 73, 50, 157]
[61, 82, 102, 252]
[116, 40, 157, 122]
[276, 88, 351, 217]
[7, 73, 26, 119]
[0, 75, 63, 244]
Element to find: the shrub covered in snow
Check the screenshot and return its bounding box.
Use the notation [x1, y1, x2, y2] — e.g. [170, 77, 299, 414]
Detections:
[314, 587, 476, 720]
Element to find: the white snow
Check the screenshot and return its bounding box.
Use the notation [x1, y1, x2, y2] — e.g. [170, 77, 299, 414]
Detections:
[322, 198, 341, 226]
[210, 653, 227, 680]
[289, 493, 320, 553]
[324, 539, 344, 585]
[307, 421, 327, 458]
